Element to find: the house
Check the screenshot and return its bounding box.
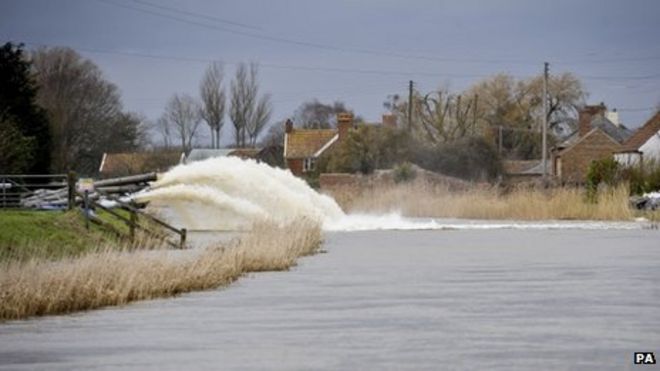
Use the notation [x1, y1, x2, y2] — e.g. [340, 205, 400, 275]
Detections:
[614, 111, 660, 167]
[503, 160, 548, 183]
[552, 104, 632, 182]
[99, 151, 185, 178]
[185, 149, 235, 164]
[284, 113, 354, 176]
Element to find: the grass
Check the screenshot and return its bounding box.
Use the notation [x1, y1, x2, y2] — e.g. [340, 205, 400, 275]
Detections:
[326, 179, 660, 221]
[0, 219, 322, 321]
[0, 210, 119, 262]
[0, 209, 177, 262]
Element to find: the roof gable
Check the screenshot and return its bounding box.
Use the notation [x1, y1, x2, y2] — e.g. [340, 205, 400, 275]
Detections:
[590, 116, 632, 144]
[557, 115, 632, 149]
[99, 151, 184, 176]
[285, 129, 338, 158]
[622, 111, 660, 151]
[556, 127, 621, 156]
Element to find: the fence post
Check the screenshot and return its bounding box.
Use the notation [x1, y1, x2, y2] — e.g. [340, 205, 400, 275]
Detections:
[1, 176, 5, 208]
[67, 171, 77, 210]
[129, 208, 137, 242]
[180, 228, 187, 249]
[83, 190, 90, 230]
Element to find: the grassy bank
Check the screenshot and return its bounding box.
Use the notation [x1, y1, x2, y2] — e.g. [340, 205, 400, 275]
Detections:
[327, 180, 659, 221]
[0, 219, 322, 321]
[0, 210, 123, 262]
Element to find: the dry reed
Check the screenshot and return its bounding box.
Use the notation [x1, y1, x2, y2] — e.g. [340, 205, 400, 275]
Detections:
[0, 219, 322, 321]
[327, 180, 639, 220]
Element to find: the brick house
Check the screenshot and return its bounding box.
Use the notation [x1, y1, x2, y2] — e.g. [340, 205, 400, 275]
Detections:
[552, 104, 632, 182]
[614, 111, 660, 166]
[284, 113, 354, 176]
[98, 151, 185, 178]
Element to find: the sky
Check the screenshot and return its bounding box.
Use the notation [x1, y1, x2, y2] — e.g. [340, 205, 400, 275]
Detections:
[2, 0, 659, 146]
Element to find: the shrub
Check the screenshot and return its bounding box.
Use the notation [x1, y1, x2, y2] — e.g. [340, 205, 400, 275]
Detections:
[586, 157, 620, 202]
[411, 137, 503, 182]
[393, 162, 417, 183]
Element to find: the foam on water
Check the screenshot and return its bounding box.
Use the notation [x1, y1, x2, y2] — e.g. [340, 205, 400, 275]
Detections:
[134, 157, 650, 232]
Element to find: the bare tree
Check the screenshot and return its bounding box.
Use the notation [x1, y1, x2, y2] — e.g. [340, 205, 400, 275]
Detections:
[155, 116, 173, 148]
[199, 62, 226, 149]
[414, 89, 479, 144]
[230, 62, 272, 147]
[246, 94, 272, 146]
[163, 94, 202, 154]
[293, 100, 352, 129]
[32, 47, 142, 173]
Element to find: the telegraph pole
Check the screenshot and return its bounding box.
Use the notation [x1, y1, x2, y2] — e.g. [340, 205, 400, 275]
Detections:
[542, 62, 549, 178]
[408, 80, 414, 132]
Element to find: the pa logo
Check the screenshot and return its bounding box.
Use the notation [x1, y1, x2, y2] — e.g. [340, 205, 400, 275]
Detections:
[634, 352, 656, 365]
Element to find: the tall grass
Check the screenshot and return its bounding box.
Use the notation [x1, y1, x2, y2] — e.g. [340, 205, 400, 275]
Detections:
[327, 179, 638, 220]
[0, 219, 321, 321]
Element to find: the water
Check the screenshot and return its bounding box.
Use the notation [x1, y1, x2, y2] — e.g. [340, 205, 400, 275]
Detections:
[1, 228, 658, 370]
[134, 157, 344, 230]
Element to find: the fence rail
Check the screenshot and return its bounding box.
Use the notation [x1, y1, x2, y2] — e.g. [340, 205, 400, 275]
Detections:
[1, 172, 187, 249]
[0, 174, 70, 209]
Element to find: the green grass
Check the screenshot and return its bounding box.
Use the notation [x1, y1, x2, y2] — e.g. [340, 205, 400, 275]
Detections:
[0, 209, 122, 262]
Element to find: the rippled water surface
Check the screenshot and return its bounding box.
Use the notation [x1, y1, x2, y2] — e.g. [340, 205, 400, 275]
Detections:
[1, 228, 659, 370]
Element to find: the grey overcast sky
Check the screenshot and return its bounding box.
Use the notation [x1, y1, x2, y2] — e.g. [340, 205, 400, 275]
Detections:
[2, 0, 659, 144]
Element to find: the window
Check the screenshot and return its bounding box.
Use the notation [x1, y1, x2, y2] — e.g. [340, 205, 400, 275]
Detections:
[303, 157, 316, 172]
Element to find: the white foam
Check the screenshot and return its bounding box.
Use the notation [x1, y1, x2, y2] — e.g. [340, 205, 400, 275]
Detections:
[323, 213, 648, 231]
[134, 157, 344, 230]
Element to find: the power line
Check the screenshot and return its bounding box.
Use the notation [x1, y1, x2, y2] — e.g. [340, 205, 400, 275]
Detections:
[94, 0, 660, 67]
[91, 0, 542, 65]
[615, 107, 658, 112]
[132, 0, 260, 30]
[21, 40, 660, 85]
[17, 40, 498, 79]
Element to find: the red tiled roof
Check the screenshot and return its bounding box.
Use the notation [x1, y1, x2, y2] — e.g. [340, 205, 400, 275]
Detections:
[622, 111, 660, 151]
[228, 148, 260, 159]
[285, 129, 337, 159]
[99, 151, 183, 177]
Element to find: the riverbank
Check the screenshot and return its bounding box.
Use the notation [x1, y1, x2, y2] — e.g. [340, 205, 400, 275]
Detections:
[0, 210, 126, 262]
[326, 180, 660, 221]
[0, 219, 322, 321]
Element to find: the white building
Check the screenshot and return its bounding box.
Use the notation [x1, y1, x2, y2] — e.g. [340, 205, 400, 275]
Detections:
[614, 112, 660, 166]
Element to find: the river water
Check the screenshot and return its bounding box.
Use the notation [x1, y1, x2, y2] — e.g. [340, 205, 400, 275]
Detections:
[1, 227, 659, 370]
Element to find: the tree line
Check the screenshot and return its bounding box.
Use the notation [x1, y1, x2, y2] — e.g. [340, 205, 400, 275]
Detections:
[1, 43, 275, 175]
[2, 40, 588, 180]
[316, 72, 586, 182]
[157, 61, 272, 153]
[1, 43, 146, 175]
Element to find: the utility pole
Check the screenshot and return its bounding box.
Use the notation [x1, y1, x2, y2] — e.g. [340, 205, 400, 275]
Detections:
[408, 80, 414, 132]
[542, 62, 549, 178]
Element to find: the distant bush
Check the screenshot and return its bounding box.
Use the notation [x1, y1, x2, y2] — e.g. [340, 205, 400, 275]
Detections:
[621, 159, 660, 195]
[411, 137, 503, 182]
[586, 157, 620, 202]
[587, 157, 660, 200]
[324, 124, 502, 182]
[393, 162, 417, 183]
[326, 124, 411, 174]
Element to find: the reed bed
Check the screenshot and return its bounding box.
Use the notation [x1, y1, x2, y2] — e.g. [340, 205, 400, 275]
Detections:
[328, 180, 638, 221]
[0, 219, 322, 321]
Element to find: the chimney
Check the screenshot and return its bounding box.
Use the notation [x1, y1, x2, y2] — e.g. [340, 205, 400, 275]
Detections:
[578, 103, 607, 137]
[605, 109, 620, 127]
[285, 119, 293, 134]
[337, 112, 354, 140]
[382, 113, 397, 128]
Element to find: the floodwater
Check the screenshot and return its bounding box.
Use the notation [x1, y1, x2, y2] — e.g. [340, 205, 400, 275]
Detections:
[1, 228, 659, 370]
